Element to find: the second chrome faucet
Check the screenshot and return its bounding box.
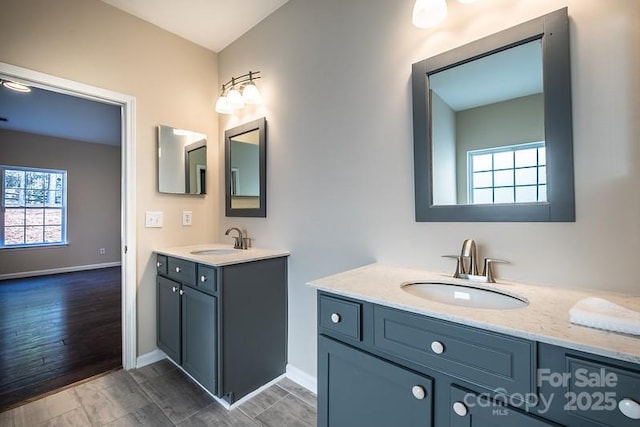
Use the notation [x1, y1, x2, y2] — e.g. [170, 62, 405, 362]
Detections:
[225, 227, 250, 250]
[443, 239, 508, 283]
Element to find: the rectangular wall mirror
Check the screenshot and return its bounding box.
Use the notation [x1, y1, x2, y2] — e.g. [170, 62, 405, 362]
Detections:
[158, 125, 207, 195]
[225, 117, 266, 217]
[412, 8, 574, 222]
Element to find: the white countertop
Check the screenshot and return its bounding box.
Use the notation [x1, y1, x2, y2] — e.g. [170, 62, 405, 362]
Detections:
[155, 243, 289, 267]
[308, 263, 640, 364]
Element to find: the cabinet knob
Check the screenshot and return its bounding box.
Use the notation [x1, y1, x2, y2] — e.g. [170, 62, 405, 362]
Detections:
[411, 385, 426, 400]
[200, 275, 207, 283]
[172, 286, 177, 293]
[453, 401, 468, 417]
[156, 261, 162, 268]
[619, 398, 640, 419]
[430, 341, 445, 354]
[330, 313, 341, 324]
[175, 266, 181, 273]
[179, 289, 185, 296]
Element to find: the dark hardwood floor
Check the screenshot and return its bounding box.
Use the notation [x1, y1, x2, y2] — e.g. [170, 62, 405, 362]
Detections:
[0, 267, 122, 411]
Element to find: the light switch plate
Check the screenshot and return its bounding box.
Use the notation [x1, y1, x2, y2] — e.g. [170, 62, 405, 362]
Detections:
[182, 211, 192, 226]
[145, 211, 163, 228]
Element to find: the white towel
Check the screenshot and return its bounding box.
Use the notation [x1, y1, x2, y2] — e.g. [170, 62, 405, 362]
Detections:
[569, 297, 640, 336]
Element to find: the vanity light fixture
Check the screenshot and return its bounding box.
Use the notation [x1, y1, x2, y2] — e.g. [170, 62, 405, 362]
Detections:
[412, 0, 479, 29]
[0, 79, 31, 93]
[215, 71, 262, 115]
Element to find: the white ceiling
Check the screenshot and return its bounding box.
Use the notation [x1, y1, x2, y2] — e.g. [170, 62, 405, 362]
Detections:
[100, 0, 291, 52]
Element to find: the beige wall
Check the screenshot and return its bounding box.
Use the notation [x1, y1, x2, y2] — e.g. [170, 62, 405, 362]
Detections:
[0, 0, 219, 356]
[219, 0, 640, 379]
[0, 129, 121, 274]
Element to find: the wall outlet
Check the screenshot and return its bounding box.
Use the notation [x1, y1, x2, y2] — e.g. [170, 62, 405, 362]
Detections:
[145, 211, 163, 228]
[182, 211, 193, 226]
[99, 248, 106, 255]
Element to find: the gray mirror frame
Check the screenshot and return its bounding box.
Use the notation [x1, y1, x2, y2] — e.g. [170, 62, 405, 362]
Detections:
[225, 117, 267, 217]
[412, 8, 574, 222]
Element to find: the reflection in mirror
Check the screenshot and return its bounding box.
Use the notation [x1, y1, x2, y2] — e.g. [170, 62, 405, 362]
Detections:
[158, 125, 207, 194]
[430, 40, 545, 206]
[412, 8, 574, 222]
[225, 117, 266, 217]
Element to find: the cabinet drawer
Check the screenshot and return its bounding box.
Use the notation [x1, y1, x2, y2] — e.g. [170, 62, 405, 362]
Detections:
[449, 385, 559, 426]
[196, 265, 217, 295]
[167, 257, 196, 286]
[156, 254, 168, 276]
[564, 356, 640, 427]
[373, 305, 534, 397]
[319, 295, 361, 341]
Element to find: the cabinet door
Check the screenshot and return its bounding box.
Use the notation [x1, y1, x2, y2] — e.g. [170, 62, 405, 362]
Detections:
[157, 276, 181, 363]
[450, 386, 560, 427]
[181, 285, 217, 394]
[318, 336, 433, 427]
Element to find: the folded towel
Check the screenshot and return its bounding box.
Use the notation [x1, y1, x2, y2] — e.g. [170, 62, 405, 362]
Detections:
[569, 297, 640, 336]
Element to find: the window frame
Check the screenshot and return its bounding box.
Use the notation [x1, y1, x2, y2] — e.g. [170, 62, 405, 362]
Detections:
[1, 165, 68, 249]
[467, 142, 547, 205]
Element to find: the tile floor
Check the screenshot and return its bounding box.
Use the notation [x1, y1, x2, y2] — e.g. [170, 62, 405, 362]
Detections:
[0, 359, 317, 427]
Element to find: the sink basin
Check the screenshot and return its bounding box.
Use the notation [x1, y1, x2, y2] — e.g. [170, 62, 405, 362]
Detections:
[402, 282, 528, 310]
[190, 249, 236, 255]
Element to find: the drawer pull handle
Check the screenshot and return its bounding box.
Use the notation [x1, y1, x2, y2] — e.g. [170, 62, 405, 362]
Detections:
[156, 262, 162, 268]
[179, 289, 185, 296]
[330, 313, 341, 324]
[172, 286, 177, 293]
[200, 275, 207, 283]
[430, 341, 445, 354]
[619, 398, 640, 419]
[453, 401, 468, 417]
[175, 266, 181, 273]
[411, 385, 426, 400]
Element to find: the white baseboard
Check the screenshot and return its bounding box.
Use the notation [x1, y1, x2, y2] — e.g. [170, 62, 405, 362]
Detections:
[0, 261, 122, 281]
[136, 349, 167, 369]
[286, 364, 317, 394]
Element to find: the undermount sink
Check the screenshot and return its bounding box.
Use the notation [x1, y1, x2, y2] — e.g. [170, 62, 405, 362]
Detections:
[402, 282, 528, 310]
[190, 249, 236, 255]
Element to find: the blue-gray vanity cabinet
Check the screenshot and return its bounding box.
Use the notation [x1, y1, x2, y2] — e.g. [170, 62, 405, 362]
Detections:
[157, 254, 288, 404]
[319, 335, 434, 427]
[157, 276, 181, 363]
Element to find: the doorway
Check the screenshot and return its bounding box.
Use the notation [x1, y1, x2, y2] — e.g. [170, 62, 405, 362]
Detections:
[0, 62, 137, 399]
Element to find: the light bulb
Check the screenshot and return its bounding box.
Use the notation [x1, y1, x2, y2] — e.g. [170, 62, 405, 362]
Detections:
[215, 96, 232, 114]
[227, 87, 245, 109]
[412, 0, 447, 29]
[242, 82, 262, 104]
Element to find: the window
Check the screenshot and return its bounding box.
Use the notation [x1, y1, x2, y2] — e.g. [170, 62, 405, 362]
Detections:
[1, 166, 67, 248]
[468, 142, 546, 204]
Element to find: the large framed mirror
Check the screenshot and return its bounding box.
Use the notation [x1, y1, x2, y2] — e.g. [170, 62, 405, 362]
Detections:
[158, 125, 207, 194]
[225, 117, 266, 217]
[412, 8, 574, 222]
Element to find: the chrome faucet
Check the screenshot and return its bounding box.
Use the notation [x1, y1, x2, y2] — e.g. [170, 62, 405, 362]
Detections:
[225, 227, 248, 249]
[443, 239, 508, 283]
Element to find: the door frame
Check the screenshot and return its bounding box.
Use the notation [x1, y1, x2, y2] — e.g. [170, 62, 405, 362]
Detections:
[0, 61, 137, 370]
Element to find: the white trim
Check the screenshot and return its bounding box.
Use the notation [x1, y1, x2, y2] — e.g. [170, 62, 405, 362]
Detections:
[136, 349, 167, 368]
[286, 364, 317, 394]
[0, 262, 122, 281]
[0, 61, 137, 371]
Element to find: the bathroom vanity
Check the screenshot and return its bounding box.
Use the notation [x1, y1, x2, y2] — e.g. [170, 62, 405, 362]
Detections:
[155, 244, 289, 404]
[309, 264, 640, 426]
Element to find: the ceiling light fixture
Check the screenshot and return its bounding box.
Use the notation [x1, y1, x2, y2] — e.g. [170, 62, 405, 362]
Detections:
[215, 71, 262, 115]
[412, 0, 480, 28]
[1, 79, 32, 93]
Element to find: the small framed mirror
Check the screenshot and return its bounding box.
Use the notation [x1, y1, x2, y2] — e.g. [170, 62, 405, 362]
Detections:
[412, 8, 574, 222]
[225, 117, 266, 217]
[158, 125, 207, 194]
